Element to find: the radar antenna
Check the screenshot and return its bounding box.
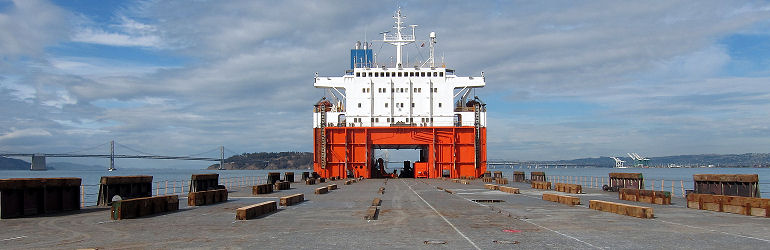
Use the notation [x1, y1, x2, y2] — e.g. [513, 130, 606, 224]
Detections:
[382, 8, 417, 68]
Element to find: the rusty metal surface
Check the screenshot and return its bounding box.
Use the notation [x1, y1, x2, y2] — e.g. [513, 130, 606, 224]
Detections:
[693, 174, 760, 197]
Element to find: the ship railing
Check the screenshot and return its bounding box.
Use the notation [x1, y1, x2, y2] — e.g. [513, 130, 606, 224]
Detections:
[78, 175, 276, 207]
[497, 172, 770, 199]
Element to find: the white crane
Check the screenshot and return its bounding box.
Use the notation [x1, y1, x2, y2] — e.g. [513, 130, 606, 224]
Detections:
[627, 153, 650, 167]
[610, 157, 626, 168]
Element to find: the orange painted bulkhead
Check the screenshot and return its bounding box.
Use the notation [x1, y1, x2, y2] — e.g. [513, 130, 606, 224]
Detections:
[313, 127, 487, 179]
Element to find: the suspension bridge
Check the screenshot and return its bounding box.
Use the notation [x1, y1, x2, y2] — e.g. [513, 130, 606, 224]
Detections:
[0, 141, 241, 171]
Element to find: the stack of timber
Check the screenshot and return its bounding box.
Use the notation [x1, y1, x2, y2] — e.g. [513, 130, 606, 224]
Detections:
[693, 174, 760, 197]
[498, 186, 520, 194]
[608, 173, 644, 191]
[279, 194, 304, 206]
[619, 188, 671, 205]
[482, 177, 494, 183]
[589, 200, 654, 219]
[495, 178, 509, 185]
[0, 178, 81, 219]
[315, 186, 329, 194]
[327, 184, 338, 190]
[305, 178, 317, 185]
[531, 172, 546, 182]
[97, 176, 153, 206]
[252, 184, 273, 194]
[543, 193, 580, 206]
[460, 180, 471, 185]
[513, 171, 525, 182]
[554, 183, 582, 194]
[189, 174, 220, 192]
[485, 184, 499, 190]
[188, 189, 228, 206]
[236, 201, 277, 220]
[111, 195, 179, 220]
[493, 171, 503, 179]
[686, 193, 770, 217]
[274, 181, 291, 190]
[531, 181, 552, 190]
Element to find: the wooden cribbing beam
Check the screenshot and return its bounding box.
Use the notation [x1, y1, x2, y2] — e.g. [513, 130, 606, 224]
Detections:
[274, 181, 291, 191]
[498, 186, 520, 194]
[555, 183, 582, 194]
[589, 200, 654, 219]
[543, 193, 580, 206]
[111, 195, 179, 220]
[619, 188, 671, 205]
[252, 184, 273, 195]
[531, 181, 552, 190]
[687, 193, 770, 217]
[485, 184, 499, 190]
[327, 184, 338, 190]
[482, 177, 494, 183]
[495, 178, 509, 185]
[279, 194, 304, 206]
[444, 189, 456, 194]
[314, 186, 328, 194]
[187, 189, 228, 206]
[364, 206, 379, 220]
[344, 180, 353, 185]
[236, 201, 277, 220]
[305, 178, 317, 185]
[460, 180, 471, 184]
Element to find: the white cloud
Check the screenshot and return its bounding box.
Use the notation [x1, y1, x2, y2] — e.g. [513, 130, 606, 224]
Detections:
[0, 0, 70, 56]
[71, 27, 162, 48]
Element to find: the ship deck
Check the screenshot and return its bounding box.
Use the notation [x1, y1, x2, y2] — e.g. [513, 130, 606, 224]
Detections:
[2, 178, 769, 249]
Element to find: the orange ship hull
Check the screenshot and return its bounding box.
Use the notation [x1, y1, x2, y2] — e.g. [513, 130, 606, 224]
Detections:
[313, 126, 487, 179]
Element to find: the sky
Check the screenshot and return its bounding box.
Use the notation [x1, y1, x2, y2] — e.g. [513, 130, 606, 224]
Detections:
[2, 0, 770, 168]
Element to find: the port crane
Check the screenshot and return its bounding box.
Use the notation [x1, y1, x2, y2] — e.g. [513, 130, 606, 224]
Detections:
[609, 156, 626, 168]
[627, 153, 650, 167]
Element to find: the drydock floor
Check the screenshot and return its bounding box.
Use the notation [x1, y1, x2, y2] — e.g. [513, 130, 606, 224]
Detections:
[2, 178, 770, 249]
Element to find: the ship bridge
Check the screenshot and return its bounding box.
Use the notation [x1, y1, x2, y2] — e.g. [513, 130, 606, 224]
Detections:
[313, 9, 487, 179]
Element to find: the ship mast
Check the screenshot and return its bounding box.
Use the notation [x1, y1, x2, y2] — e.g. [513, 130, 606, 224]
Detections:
[383, 8, 416, 68]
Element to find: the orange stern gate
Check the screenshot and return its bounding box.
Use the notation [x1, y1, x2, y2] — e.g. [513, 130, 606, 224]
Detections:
[313, 126, 486, 179]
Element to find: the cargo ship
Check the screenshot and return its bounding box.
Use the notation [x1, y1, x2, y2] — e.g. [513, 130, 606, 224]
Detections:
[312, 9, 487, 179]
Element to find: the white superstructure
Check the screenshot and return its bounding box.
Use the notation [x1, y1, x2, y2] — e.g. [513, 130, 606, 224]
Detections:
[313, 9, 486, 128]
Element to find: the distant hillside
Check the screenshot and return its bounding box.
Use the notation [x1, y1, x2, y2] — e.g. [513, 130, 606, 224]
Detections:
[0, 156, 29, 170]
[546, 153, 770, 167]
[207, 152, 313, 170]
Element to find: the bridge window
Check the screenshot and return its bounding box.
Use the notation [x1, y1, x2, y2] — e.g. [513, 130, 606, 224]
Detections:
[356, 72, 360, 77]
[409, 72, 414, 77]
[398, 72, 402, 77]
[385, 103, 388, 108]
[375, 118, 379, 122]
[411, 103, 415, 108]
[358, 103, 361, 108]
[433, 72, 437, 77]
[438, 103, 442, 108]
[421, 72, 426, 77]
[368, 72, 372, 77]
[433, 88, 438, 92]
[439, 72, 444, 77]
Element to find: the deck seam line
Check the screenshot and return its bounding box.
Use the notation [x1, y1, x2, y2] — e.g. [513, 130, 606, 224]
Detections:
[651, 219, 770, 243]
[450, 188, 602, 249]
[1, 236, 27, 241]
[511, 188, 770, 243]
[403, 180, 481, 250]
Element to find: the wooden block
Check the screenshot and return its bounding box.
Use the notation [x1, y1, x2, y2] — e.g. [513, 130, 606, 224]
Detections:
[236, 201, 277, 220]
[279, 194, 304, 206]
[589, 200, 653, 219]
[531, 181, 551, 190]
[315, 186, 328, 194]
[686, 193, 770, 217]
[499, 186, 520, 194]
[364, 206, 379, 220]
[111, 195, 179, 220]
[327, 184, 337, 190]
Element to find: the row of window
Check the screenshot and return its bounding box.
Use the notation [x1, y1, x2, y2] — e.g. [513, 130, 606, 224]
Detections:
[356, 71, 444, 78]
[366, 87, 438, 93]
[357, 103, 442, 108]
[350, 117, 434, 123]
